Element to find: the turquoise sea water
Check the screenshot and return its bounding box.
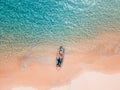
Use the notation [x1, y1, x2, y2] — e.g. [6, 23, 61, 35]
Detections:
[0, 0, 120, 53]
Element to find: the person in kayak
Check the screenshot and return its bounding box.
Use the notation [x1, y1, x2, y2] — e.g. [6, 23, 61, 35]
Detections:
[56, 46, 65, 67]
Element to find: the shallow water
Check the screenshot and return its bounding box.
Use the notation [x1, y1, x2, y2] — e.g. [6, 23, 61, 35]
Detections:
[0, 0, 120, 54]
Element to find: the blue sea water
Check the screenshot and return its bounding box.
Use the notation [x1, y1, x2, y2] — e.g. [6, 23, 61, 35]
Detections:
[0, 0, 120, 53]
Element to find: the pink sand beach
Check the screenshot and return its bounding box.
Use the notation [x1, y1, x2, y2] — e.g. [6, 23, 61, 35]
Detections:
[0, 32, 120, 90]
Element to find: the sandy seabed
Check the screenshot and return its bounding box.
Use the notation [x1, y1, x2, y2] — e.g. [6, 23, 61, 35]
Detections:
[0, 32, 120, 90]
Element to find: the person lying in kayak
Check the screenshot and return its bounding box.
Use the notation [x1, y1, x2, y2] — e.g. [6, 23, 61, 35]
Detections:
[56, 46, 65, 67]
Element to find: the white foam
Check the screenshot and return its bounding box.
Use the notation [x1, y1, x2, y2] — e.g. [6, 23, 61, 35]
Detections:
[12, 86, 38, 90]
[50, 72, 120, 90]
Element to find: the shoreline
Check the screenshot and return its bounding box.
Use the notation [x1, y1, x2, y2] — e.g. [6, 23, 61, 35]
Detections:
[0, 32, 120, 90]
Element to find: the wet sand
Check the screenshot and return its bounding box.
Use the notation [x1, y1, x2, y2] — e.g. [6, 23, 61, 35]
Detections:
[0, 32, 120, 90]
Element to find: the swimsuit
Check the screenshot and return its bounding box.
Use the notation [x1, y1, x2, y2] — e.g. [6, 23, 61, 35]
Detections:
[56, 57, 63, 67]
